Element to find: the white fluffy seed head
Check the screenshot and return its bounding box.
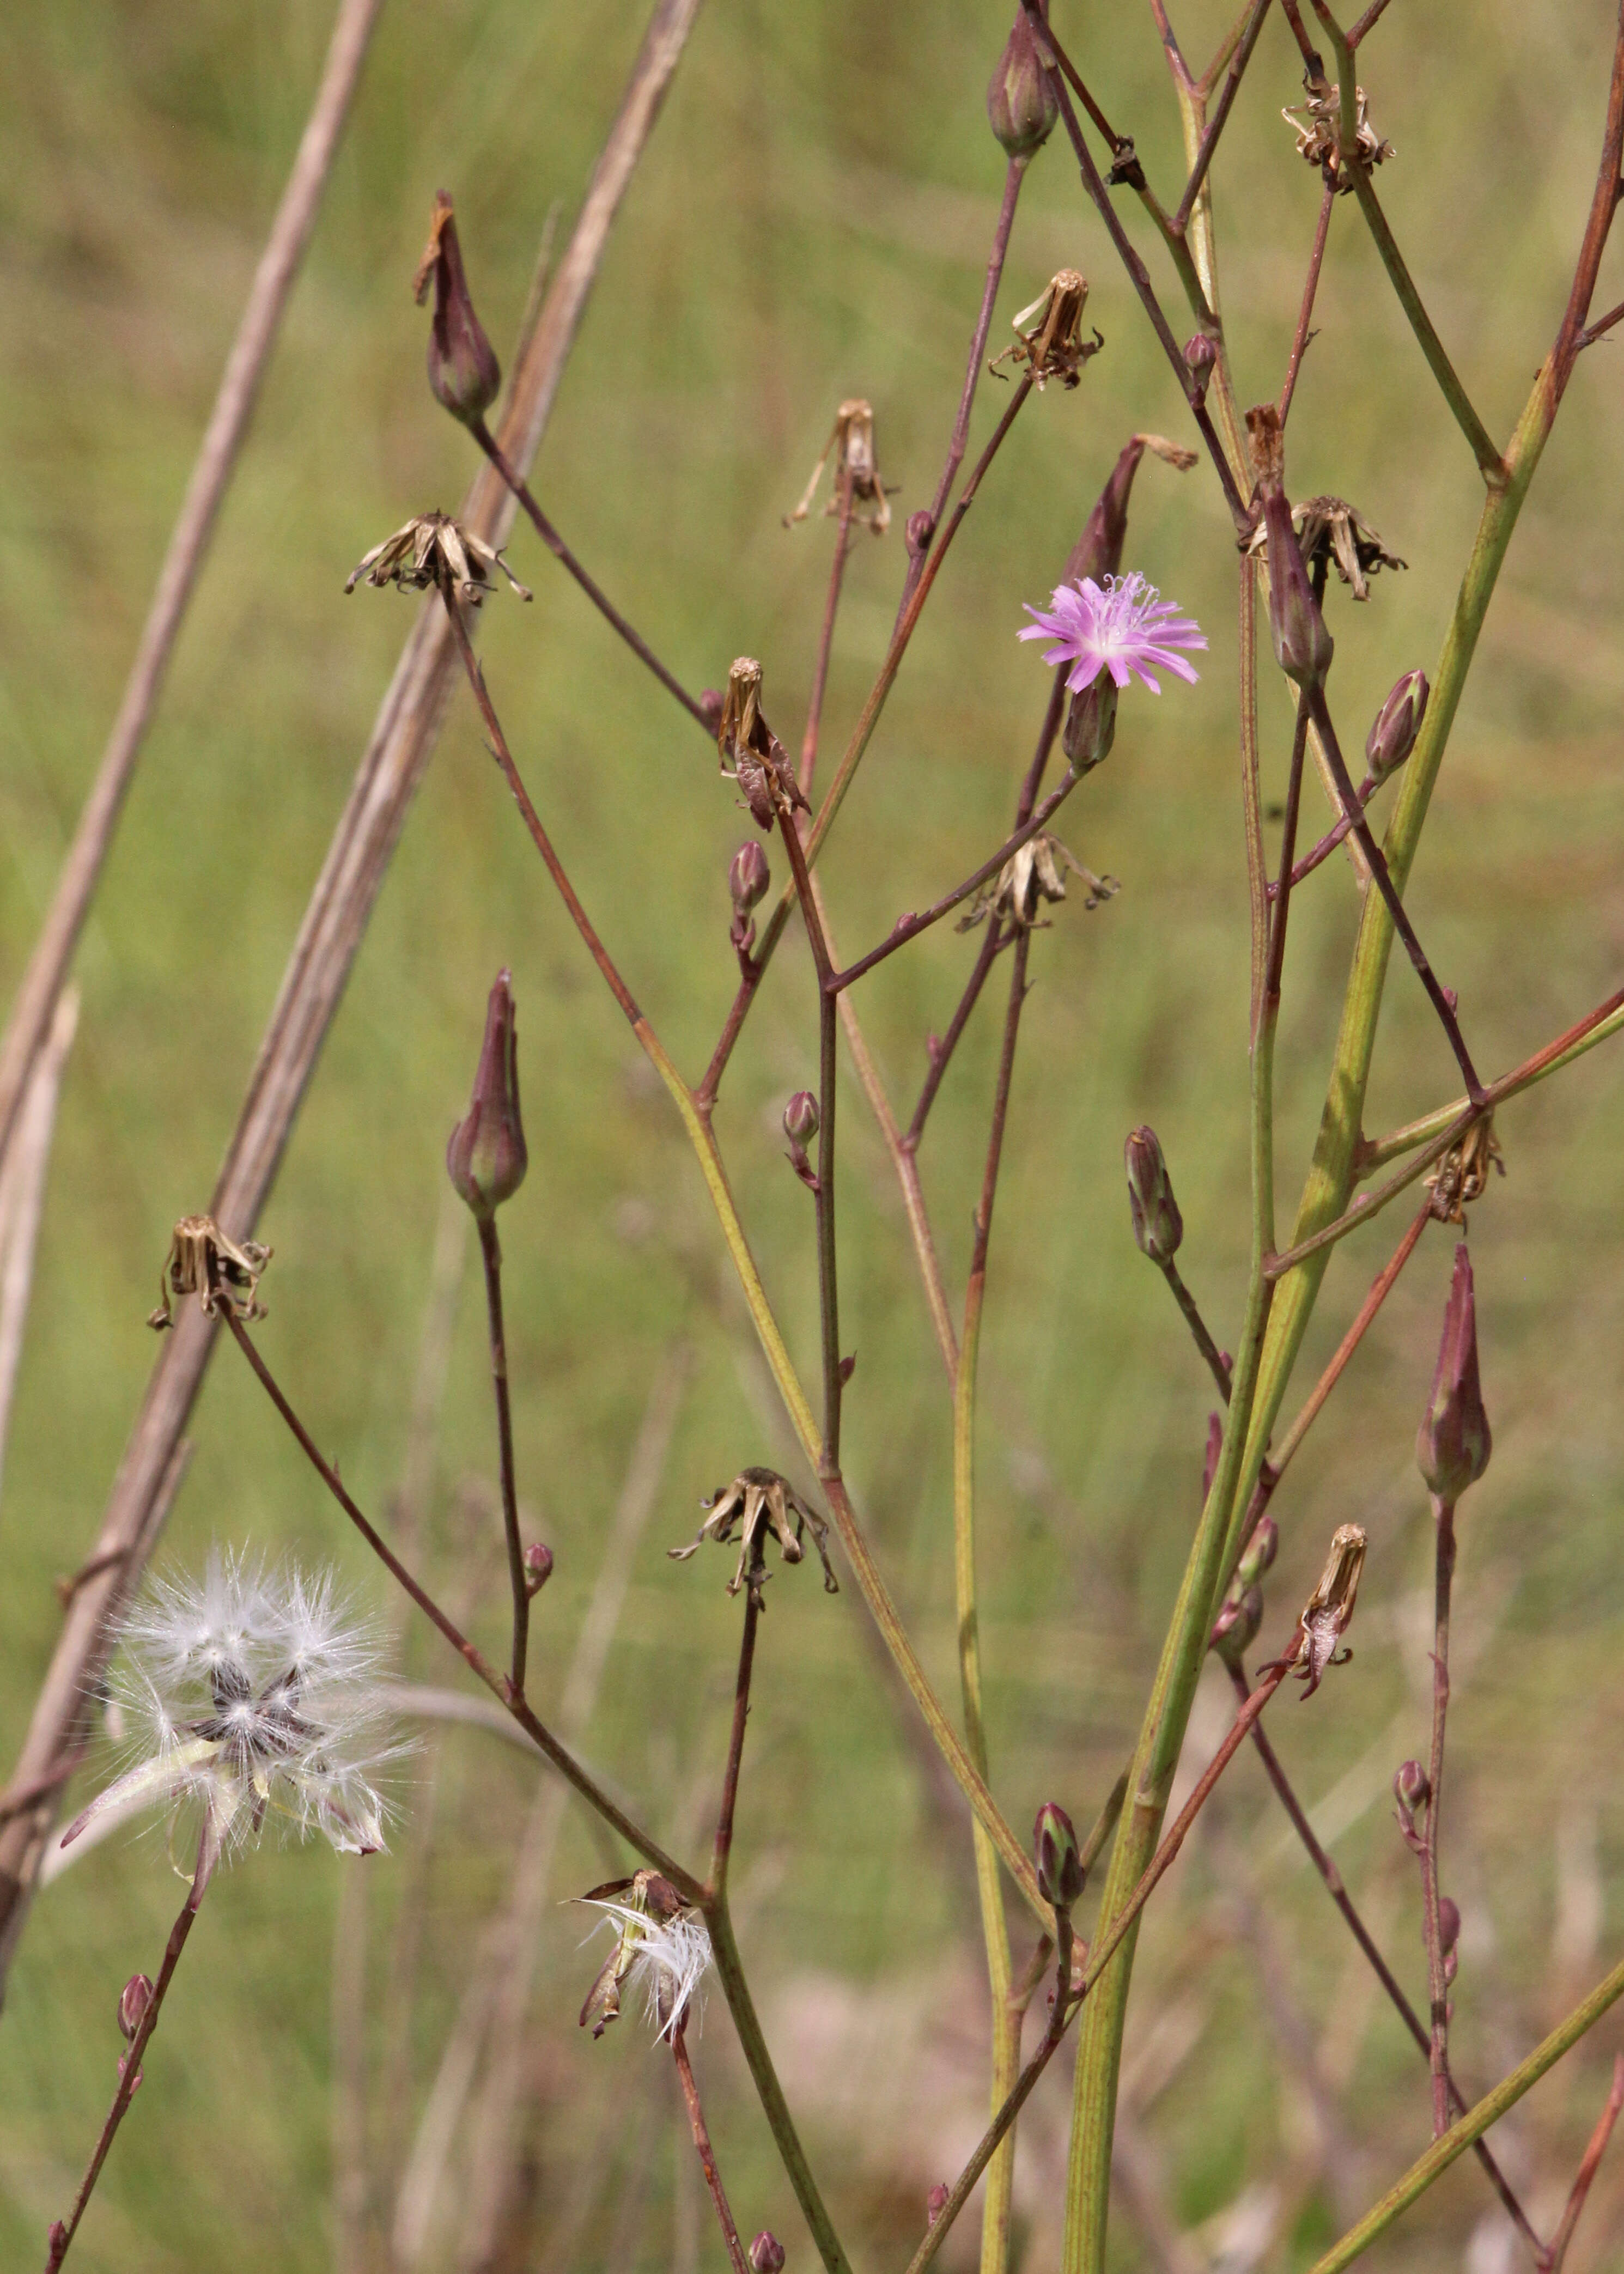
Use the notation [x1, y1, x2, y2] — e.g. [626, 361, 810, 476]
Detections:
[69, 1548, 406, 1868]
[585, 1899, 713, 2041]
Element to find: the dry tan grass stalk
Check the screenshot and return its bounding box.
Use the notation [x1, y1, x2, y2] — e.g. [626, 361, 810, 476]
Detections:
[0, 986, 78, 1513]
[0, 0, 706, 2001]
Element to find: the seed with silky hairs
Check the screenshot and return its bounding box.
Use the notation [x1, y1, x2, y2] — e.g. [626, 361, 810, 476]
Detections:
[1033, 1801, 1085, 1910]
[750, 2235, 787, 2274]
[1124, 1126, 1183, 1263]
[118, 1973, 154, 2043]
[1416, 1244, 1491, 1503]
[987, 8, 1059, 160]
[1366, 668, 1428, 781]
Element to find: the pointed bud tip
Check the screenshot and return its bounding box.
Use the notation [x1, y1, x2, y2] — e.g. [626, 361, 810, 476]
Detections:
[987, 11, 1059, 158]
[1124, 1126, 1183, 1262]
[1033, 1801, 1085, 1910]
[523, 1542, 555, 1596]
[447, 971, 528, 1219]
[417, 190, 501, 427]
[750, 2234, 787, 2273]
[1416, 1243, 1491, 1501]
[1366, 668, 1428, 781]
[118, 1973, 155, 2042]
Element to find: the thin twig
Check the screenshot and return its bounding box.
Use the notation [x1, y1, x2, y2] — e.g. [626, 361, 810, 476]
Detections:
[46, 1835, 212, 2269]
[709, 1590, 759, 1898]
[1542, 2053, 1624, 2271]
[471, 418, 709, 729]
[907, 925, 1009, 1151]
[1267, 1200, 1430, 1484]
[799, 469, 857, 798]
[1423, 1494, 1458, 2137]
[476, 1218, 530, 1695]
[778, 818, 844, 1464]
[1280, 181, 1336, 425]
[1160, 1262, 1232, 1402]
[0, 987, 77, 1511]
[0, 0, 384, 1187]
[1172, 0, 1272, 233]
[672, 2022, 750, 2274]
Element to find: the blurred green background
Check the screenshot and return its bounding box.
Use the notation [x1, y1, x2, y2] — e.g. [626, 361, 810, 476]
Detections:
[4, 0, 1624, 2267]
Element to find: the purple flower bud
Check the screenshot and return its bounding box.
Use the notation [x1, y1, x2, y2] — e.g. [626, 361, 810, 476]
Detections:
[523, 1542, 554, 1596]
[1183, 332, 1218, 405]
[784, 1091, 819, 1146]
[905, 509, 935, 562]
[1235, 1514, 1279, 1590]
[729, 841, 770, 918]
[447, 971, 528, 1221]
[1416, 1244, 1491, 1503]
[750, 2234, 787, 2273]
[1438, 1895, 1461, 1957]
[1062, 675, 1118, 773]
[987, 10, 1059, 161]
[698, 688, 725, 732]
[1124, 1126, 1183, 1263]
[926, 2185, 951, 2227]
[1033, 1801, 1085, 1910]
[1366, 668, 1428, 782]
[1395, 1759, 1431, 1814]
[1246, 403, 1334, 689]
[1209, 1584, 1262, 1668]
[118, 1973, 154, 2043]
[1065, 440, 1145, 590]
[413, 193, 501, 429]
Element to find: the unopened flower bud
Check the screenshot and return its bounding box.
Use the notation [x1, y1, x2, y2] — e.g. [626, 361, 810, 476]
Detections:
[1438, 1895, 1461, 1957]
[447, 970, 528, 1221]
[987, 10, 1059, 161]
[1246, 403, 1334, 689]
[699, 688, 725, 732]
[906, 509, 935, 562]
[784, 1091, 820, 1190]
[729, 841, 770, 919]
[1235, 1514, 1279, 1590]
[1209, 1583, 1263, 1668]
[1366, 668, 1428, 782]
[1034, 1801, 1085, 1911]
[1416, 1244, 1491, 1503]
[1124, 1126, 1183, 1263]
[413, 192, 501, 428]
[1062, 674, 1117, 773]
[1395, 1759, 1431, 1815]
[118, 1973, 154, 2043]
[750, 2233, 787, 2273]
[927, 2185, 951, 2227]
[1183, 331, 1218, 404]
[524, 1542, 554, 1596]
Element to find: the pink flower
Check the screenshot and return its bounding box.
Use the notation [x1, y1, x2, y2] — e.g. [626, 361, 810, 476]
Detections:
[1018, 571, 1206, 695]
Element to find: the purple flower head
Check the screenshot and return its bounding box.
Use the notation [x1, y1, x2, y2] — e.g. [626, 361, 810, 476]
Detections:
[1018, 571, 1206, 696]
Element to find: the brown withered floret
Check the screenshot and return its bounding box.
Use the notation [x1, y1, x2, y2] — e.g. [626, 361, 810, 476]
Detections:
[716, 658, 808, 831]
[784, 400, 894, 537]
[148, 1215, 272, 1332]
[957, 835, 1118, 933]
[1282, 79, 1393, 188]
[1244, 493, 1404, 603]
[345, 512, 531, 609]
[669, 1466, 838, 1602]
[1426, 1116, 1505, 1226]
[1261, 1522, 1367, 1698]
[989, 271, 1103, 391]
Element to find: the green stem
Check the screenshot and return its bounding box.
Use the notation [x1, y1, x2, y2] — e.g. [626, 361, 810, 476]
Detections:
[1306, 1950, 1624, 2271]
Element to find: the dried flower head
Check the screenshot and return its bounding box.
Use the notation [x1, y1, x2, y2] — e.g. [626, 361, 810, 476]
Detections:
[413, 190, 502, 427]
[60, 1550, 403, 1881]
[577, 1869, 711, 2042]
[1019, 573, 1206, 695]
[1263, 1522, 1367, 1698]
[345, 512, 531, 609]
[1247, 493, 1406, 603]
[989, 270, 1103, 391]
[148, 1215, 271, 1333]
[716, 658, 807, 832]
[785, 399, 893, 536]
[959, 835, 1117, 934]
[669, 1466, 838, 1602]
[1425, 1116, 1504, 1227]
[1284, 78, 1394, 187]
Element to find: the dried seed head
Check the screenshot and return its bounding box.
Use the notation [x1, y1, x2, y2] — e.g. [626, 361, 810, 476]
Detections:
[447, 970, 528, 1221]
[118, 1973, 154, 2043]
[957, 834, 1116, 933]
[1209, 1583, 1263, 1669]
[414, 191, 502, 427]
[148, 1215, 272, 1332]
[523, 1542, 554, 1597]
[1425, 1118, 1504, 1228]
[1267, 1522, 1367, 1697]
[1416, 1244, 1492, 1503]
[717, 658, 807, 831]
[1235, 1513, 1279, 1590]
[1033, 1801, 1085, 1911]
[1124, 1127, 1183, 1264]
[1367, 668, 1428, 780]
[577, 1869, 712, 2042]
[786, 400, 892, 535]
[987, 8, 1059, 160]
[346, 512, 530, 608]
[750, 2235, 788, 2274]
[990, 270, 1103, 391]
[668, 1466, 838, 1602]
[1283, 77, 1393, 186]
[1246, 405, 1334, 689]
